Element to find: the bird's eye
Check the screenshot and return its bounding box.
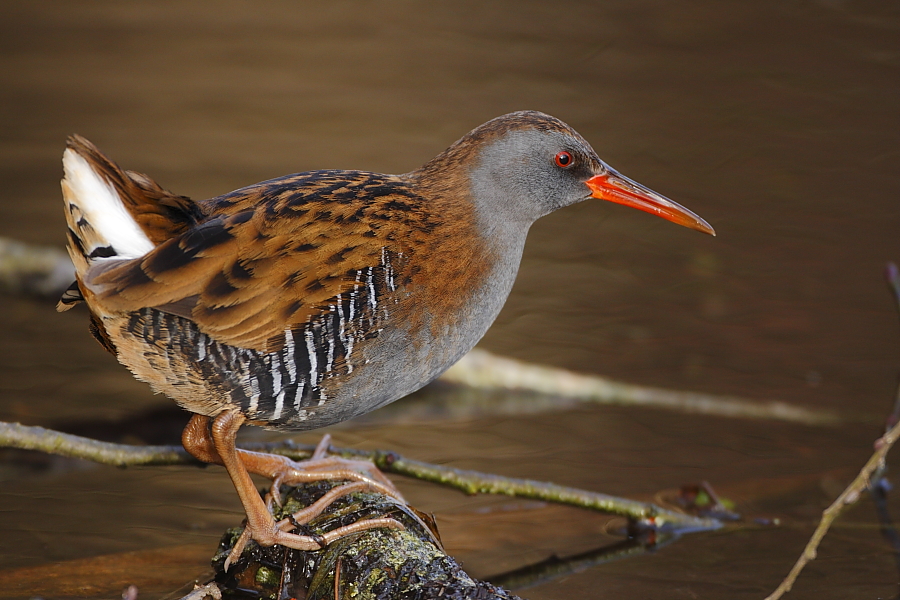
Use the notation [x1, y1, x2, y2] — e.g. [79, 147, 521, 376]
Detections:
[554, 151, 573, 168]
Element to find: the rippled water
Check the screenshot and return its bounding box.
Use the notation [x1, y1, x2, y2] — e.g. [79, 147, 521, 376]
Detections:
[1, 1, 899, 598]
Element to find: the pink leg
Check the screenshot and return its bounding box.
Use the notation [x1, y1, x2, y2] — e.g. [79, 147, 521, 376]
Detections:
[181, 412, 404, 570]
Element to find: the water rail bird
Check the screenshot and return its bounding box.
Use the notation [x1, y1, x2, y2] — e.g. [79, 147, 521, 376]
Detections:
[58, 111, 714, 561]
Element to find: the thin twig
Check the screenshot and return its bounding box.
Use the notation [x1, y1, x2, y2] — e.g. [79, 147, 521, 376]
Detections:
[764, 418, 900, 600]
[0, 420, 718, 532]
[767, 262, 900, 598]
[365, 452, 718, 532]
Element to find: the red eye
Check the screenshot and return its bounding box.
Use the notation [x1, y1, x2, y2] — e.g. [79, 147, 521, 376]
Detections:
[555, 151, 573, 168]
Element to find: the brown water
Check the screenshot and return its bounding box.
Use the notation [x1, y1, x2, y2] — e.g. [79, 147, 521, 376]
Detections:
[1, 1, 900, 598]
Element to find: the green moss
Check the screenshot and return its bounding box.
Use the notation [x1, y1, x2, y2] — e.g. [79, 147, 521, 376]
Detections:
[255, 565, 280, 588]
[214, 481, 523, 600]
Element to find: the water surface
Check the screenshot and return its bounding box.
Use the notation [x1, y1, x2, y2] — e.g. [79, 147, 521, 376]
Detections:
[1, 1, 899, 598]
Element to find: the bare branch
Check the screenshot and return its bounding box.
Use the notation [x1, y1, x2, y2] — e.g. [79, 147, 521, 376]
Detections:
[0, 421, 191, 466]
[367, 451, 719, 532]
[764, 419, 900, 600]
[0, 420, 718, 533]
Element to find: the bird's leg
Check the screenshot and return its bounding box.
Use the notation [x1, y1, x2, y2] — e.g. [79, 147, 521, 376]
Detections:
[188, 411, 403, 570]
[183, 414, 286, 507]
[185, 414, 403, 500]
[227, 480, 382, 567]
[182, 413, 221, 463]
[184, 412, 298, 512]
[209, 411, 286, 549]
[182, 413, 403, 502]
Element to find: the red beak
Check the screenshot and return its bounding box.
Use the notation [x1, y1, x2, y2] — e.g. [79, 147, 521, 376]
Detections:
[586, 168, 715, 236]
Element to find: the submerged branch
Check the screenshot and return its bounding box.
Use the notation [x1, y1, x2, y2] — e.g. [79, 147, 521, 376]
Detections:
[0, 236, 74, 298]
[443, 349, 841, 426]
[486, 535, 678, 591]
[0, 420, 717, 533]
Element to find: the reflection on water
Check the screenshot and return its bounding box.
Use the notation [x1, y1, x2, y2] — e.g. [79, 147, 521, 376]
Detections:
[1, 1, 899, 598]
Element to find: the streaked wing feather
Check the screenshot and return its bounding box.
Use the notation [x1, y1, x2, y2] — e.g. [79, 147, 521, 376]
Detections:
[85, 171, 423, 352]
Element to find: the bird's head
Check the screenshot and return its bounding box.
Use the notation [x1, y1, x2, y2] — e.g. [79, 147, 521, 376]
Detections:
[453, 111, 715, 236]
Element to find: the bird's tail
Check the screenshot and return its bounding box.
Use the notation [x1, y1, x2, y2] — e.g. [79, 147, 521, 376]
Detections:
[58, 135, 203, 311]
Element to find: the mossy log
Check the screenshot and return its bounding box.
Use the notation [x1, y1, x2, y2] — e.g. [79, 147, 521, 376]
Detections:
[210, 481, 524, 600]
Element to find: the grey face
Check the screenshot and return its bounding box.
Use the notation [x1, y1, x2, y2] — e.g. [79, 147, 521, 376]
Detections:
[469, 128, 602, 227]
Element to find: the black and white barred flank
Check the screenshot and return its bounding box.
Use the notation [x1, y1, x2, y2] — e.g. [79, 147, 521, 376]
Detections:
[126, 251, 401, 427]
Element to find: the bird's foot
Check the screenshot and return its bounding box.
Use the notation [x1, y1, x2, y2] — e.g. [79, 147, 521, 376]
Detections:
[259, 433, 400, 510]
[183, 414, 407, 571]
[270, 433, 406, 503]
[225, 479, 404, 570]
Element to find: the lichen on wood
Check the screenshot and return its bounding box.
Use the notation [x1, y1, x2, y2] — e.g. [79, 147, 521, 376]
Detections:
[212, 480, 524, 600]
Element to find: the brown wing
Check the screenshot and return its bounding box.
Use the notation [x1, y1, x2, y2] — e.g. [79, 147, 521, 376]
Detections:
[85, 170, 433, 352]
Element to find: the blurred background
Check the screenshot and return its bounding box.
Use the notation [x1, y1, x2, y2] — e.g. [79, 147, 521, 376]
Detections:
[0, 1, 899, 598]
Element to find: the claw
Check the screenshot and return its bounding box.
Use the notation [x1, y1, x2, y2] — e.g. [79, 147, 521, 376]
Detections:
[224, 527, 252, 572]
[312, 433, 333, 460]
[268, 475, 284, 508]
